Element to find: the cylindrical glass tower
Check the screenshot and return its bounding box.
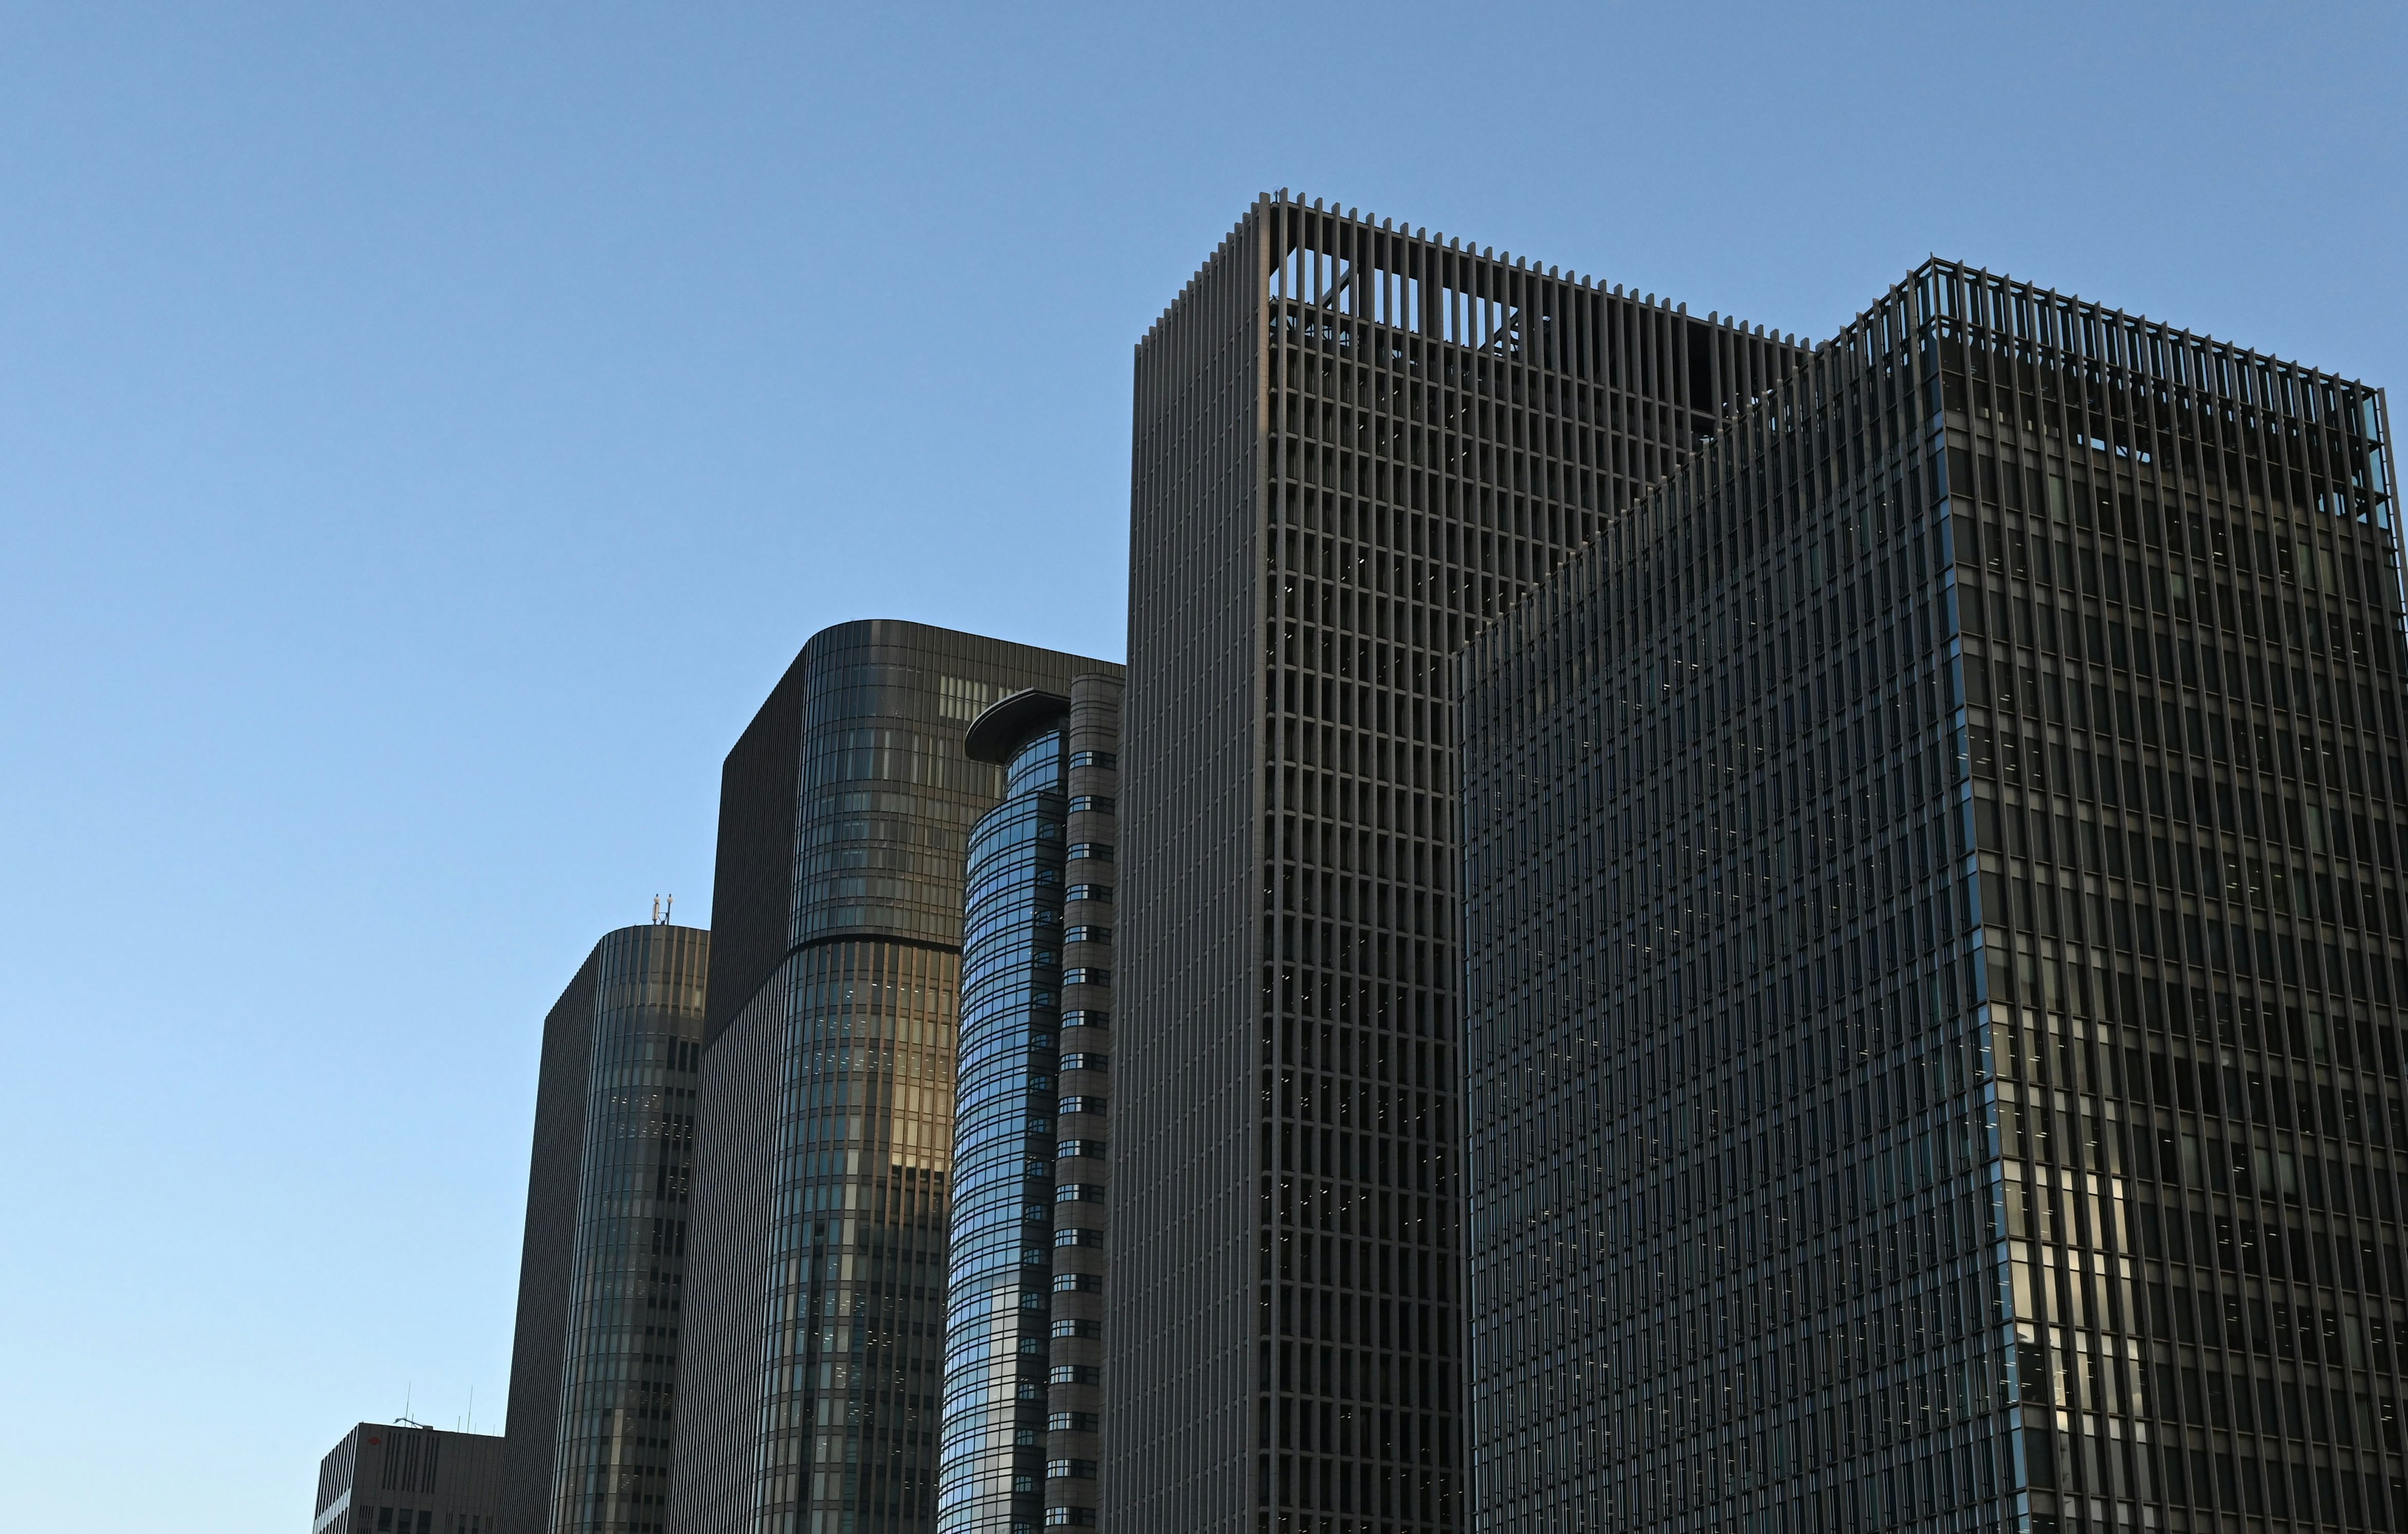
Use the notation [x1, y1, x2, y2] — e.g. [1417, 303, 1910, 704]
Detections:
[546, 923, 710, 1534]
[938, 721, 1069, 1534]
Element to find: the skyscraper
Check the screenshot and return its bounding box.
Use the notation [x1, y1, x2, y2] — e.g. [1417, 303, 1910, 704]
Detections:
[1458, 261, 2400, 1532]
[939, 675, 1122, 1534]
[669, 620, 1109, 1534]
[501, 921, 709, 1534]
[1111, 192, 1802, 1534]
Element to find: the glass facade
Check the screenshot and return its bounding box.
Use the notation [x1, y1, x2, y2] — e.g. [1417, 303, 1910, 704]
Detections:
[1459, 260, 2399, 1533]
[940, 678, 1122, 1534]
[756, 936, 960, 1530]
[500, 922, 709, 1534]
[944, 717, 1072, 1534]
[670, 622, 1109, 1534]
[1113, 191, 1801, 1534]
[549, 924, 710, 1534]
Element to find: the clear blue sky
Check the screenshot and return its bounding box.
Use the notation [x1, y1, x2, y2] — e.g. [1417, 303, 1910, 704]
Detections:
[1, 4, 2399, 1528]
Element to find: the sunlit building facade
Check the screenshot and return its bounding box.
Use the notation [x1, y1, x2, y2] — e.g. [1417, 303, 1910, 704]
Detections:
[670, 621, 1106, 1534]
[1459, 261, 2400, 1533]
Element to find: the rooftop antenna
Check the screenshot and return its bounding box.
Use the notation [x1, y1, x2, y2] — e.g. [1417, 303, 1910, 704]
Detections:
[653, 894, 673, 925]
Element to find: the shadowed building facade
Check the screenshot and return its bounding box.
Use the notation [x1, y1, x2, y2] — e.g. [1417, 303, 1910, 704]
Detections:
[669, 621, 1108, 1534]
[1109, 192, 1802, 1534]
[311, 1423, 505, 1534]
[939, 675, 1123, 1534]
[1459, 262, 2400, 1532]
[501, 922, 709, 1534]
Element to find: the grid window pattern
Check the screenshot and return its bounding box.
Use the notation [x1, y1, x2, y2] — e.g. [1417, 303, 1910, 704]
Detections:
[671, 959, 789, 1534]
[1051, 677, 1119, 1528]
[313, 1425, 504, 1534]
[1114, 191, 1802, 1534]
[754, 938, 959, 1533]
[1459, 258, 2398, 1534]
[673, 622, 1106, 1534]
[943, 723, 1072, 1534]
[547, 924, 710, 1534]
[939, 673, 1122, 1534]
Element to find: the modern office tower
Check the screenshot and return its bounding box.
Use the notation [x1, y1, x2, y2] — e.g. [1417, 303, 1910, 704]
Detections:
[1111, 190, 1802, 1534]
[310, 1422, 504, 1534]
[1459, 260, 2400, 1533]
[500, 922, 710, 1534]
[939, 675, 1123, 1534]
[670, 621, 1110, 1534]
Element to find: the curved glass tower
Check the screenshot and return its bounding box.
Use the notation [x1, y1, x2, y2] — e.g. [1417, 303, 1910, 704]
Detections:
[941, 701, 1072, 1534]
[670, 622, 1111, 1534]
[501, 921, 709, 1534]
[941, 677, 1121, 1534]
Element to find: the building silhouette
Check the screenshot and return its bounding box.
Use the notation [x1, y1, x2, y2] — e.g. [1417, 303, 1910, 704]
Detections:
[1109, 192, 1802, 1533]
[500, 922, 709, 1534]
[939, 675, 1122, 1534]
[669, 621, 1108, 1534]
[1458, 262, 2400, 1531]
